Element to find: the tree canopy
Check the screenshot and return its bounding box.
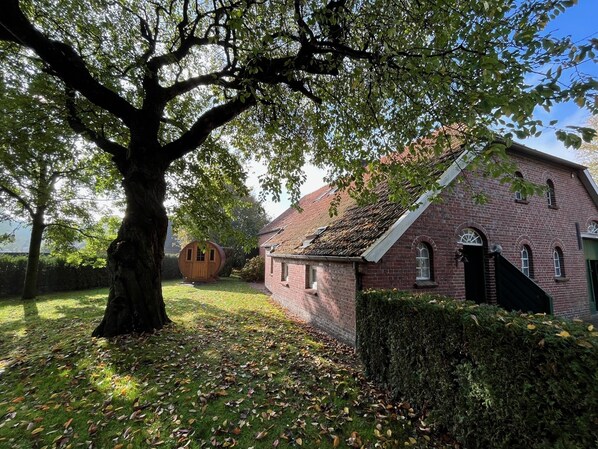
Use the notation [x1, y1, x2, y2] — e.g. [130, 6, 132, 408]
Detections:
[0, 65, 115, 298]
[1, 0, 596, 335]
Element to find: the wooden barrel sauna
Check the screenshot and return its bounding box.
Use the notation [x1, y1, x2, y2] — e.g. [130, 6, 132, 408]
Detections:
[178, 241, 226, 282]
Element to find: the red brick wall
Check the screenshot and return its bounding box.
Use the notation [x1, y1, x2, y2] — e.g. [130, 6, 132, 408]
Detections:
[258, 231, 278, 258]
[264, 254, 357, 344]
[362, 151, 597, 319]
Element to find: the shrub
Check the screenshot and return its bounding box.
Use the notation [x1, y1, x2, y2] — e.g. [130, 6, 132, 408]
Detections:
[220, 247, 247, 277]
[161, 255, 181, 280]
[239, 256, 265, 282]
[357, 290, 598, 449]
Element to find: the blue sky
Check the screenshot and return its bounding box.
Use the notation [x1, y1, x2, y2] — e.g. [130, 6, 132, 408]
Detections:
[250, 0, 598, 218]
[522, 0, 598, 158]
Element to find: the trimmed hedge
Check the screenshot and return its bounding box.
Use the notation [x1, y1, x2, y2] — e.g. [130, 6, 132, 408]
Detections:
[0, 254, 181, 297]
[357, 290, 598, 449]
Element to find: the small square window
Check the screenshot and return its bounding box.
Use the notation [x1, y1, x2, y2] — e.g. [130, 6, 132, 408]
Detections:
[196, 250, 205, 261]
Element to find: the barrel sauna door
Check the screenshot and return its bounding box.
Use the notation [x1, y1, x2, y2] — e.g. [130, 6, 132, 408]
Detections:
[192, 249, 208, 280]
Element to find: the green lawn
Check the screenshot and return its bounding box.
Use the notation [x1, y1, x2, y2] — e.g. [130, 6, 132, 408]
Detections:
[0, 279, 450, 448]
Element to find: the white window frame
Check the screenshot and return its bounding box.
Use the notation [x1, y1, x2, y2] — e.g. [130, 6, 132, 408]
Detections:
[553, 248, 563, 277]
[588, 221, 598, 234]
[514, 172, 526, 201]
[546, 180, 556, 207]
[306, 265, 317, 290]
[281, 262, 289, 282]
[520, 246, 530, 277]
[415, 243, 431, 280]
[457, 228, 483, 246]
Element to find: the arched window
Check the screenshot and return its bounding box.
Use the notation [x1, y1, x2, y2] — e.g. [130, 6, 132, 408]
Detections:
[514, 172, 527, 201]
[553, 247, 565, 277]
[588, 221, 598, 234]
[416, 243, 432, 280]
[457, 228, 483, 246]
[520, 245, 533, 277]
[546, 179, 556, 207]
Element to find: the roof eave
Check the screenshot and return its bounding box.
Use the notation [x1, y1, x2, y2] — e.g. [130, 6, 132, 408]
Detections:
[268, 252, 363, 262]
[509, 142, 586, 170]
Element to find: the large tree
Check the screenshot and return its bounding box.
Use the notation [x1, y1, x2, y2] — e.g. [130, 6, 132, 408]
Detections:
[0, 70, 112, 299]
[1, 0, 595, 337]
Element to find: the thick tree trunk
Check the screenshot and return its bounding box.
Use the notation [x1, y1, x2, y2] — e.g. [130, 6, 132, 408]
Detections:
[92, 160, 171, 337]
[22, 213, 45, 299]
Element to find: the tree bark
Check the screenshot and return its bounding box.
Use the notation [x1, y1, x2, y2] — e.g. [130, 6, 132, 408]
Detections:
[22, 212, 45, 299]
[92, 158, 171, 337]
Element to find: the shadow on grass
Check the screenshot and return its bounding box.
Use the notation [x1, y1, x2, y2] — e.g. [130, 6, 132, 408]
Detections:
[22, 299, 39, 319]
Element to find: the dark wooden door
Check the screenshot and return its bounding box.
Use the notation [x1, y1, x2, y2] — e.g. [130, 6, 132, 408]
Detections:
[589, 260, 598, 313]
[463, 245, 486, 303]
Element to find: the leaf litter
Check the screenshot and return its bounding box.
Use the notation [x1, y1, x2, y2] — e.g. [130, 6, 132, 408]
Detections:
[0, 279, 459, 448]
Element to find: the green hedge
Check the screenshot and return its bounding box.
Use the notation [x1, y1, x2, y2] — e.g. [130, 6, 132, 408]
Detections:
[357, 290, 598, 449]
[0, 254, 181, 297]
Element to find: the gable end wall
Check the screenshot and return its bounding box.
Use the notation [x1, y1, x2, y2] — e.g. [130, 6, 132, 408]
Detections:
[361, 151, 597, 319]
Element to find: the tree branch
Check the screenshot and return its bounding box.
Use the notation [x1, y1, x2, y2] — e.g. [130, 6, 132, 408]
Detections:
[0, 184, 35, 218]
[65, 89, 128, 158]
[162, 94, 257, 163]
[0, 0, 138, 126]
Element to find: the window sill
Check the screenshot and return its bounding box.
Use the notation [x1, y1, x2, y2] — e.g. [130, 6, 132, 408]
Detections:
[305, 288, 318, 296]
[280, 281, 289, 287]
[548, 205, 559, 210]
[414, 280, 438, 289]
[554, 276, 569, 283]
[514, 199, 529, 205]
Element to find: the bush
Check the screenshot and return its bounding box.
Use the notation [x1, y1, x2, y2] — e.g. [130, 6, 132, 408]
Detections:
[0, 254, 181, 297]
[239, 256, 265, 282]
[161, 255, 181, 280]
[357, 290, 598, 449]
[220, 247, 247, 277]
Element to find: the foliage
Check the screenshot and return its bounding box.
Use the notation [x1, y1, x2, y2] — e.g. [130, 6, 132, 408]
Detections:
[48, 216, 122, 268]
[239, 256, 265, 282]
[0, 66, 116, 240]
[357, 290, 598, 449]
[0, 279, 457, 448]
[578, 115, 598, 177]
[220, 246, 250, 277]
[172, 192, 269, 254]
[1, 0, 596, 205]
[0, 255, 181, 298]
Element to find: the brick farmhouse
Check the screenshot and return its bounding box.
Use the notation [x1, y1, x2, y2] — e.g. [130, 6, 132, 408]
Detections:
[259, 143, 598, 344]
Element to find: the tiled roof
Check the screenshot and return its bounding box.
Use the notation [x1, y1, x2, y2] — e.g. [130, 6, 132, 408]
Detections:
[261, 148, 464, 258]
